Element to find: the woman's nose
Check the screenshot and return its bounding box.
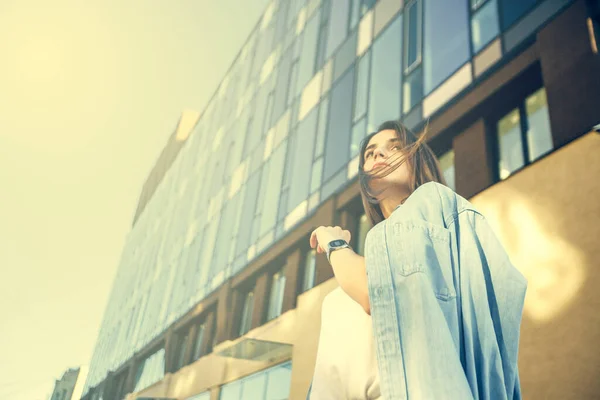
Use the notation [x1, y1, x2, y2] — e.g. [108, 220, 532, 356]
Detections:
[374, 147, 386, 160]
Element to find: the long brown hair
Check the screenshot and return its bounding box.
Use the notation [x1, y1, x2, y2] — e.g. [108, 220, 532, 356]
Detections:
[358, 120, 446, 227]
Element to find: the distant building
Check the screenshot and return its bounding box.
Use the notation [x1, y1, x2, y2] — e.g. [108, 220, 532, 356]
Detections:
[82, 1, 600, 399]
[50, 366, 88, 400]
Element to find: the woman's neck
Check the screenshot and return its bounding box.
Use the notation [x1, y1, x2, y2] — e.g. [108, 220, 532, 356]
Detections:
[378, 189, 411, 219]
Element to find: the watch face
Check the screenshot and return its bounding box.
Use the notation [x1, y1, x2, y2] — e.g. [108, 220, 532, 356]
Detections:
[330, 239, 346, 247]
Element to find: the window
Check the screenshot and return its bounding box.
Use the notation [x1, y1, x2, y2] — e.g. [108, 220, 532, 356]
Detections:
[499, 0, 538, 30]
[439, 150, 456, 190]
[368, 15, 402, 131]
[287, 108, 319, 213]
[496, 88, 553, 180]
[326, 0, 351, 59]
[302, 249, 317, 292]
[186, 392, 211, 400]
[239, 290, 255, 336]
[404, 0, 422, 73]
[220, 361, 292, 400]
[356, 214, 370, 256]
[324, 67, 355, 181]
[471, 0, 500, 54]
[192, 323, 206, 361]
[297, 11, 321, 97]
[353, 50, 371, 122]
[350, 118, 367, 158]
[174, 333, 189, 371]
[423, 0, 470, 94]
[267, 267, 287, 321]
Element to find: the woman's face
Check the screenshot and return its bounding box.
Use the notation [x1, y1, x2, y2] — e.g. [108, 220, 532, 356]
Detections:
[362, 129, 412, 196]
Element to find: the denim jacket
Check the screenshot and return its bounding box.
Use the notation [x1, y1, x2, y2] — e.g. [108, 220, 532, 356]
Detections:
[365, 182, 527, 399]
[308, 182, 527, 400]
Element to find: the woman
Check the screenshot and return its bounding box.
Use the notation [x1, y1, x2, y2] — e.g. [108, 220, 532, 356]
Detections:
[308, 120, 527, 399]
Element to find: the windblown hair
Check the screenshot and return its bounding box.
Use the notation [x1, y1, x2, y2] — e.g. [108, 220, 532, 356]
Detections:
[358, 120, 446, 227]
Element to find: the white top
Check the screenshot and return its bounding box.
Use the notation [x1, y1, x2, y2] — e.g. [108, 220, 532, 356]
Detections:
[309, 287, 382, 400]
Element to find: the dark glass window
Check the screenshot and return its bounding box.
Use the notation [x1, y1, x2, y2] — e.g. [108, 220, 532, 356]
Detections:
[267, 266, 287, 321]
[323, 67, 355, 181]
[333, 30, 358, 83]
[175, 333, 188, 371]
[496, 88, 553, 180]
[404, 0, 422, 72]
[288, 108, 319, 212]
[192, 323, 206, 361]
[439, 149, 456, 190]
[471, 0, 500, 54]
[354, 50, 371, 122]
[368, 15, 402, 132]
[423, 0, 470, 94]
[326, 0, 351, 59]
[239, 290, 254, 336]
[302, 249, 317, 292]
[297, 11, 322, 97]
[499, 0, 538, 30]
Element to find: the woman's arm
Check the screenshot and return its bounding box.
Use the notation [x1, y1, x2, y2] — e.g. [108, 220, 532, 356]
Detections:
[310, 226, 371, 314]
[329, 248, 370, 315]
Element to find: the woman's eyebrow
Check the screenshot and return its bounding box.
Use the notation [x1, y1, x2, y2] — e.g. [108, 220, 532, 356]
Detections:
[365, 138, 400, 151]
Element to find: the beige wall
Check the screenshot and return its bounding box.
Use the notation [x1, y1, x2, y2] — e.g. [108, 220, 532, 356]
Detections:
[470, 132, 600, 399]
[130, 132, 599, 400]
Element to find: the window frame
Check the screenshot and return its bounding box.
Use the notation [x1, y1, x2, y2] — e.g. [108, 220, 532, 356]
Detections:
[403, 0, 423, 75]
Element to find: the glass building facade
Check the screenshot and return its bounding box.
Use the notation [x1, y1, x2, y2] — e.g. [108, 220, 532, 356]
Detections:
[82, 0, 584, 398]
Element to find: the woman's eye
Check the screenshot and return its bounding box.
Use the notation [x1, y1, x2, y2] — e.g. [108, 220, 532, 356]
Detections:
[365, 152, 373, 159]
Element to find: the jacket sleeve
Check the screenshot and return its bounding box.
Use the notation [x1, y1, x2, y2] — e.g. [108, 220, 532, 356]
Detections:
[454, 209, 527, 400]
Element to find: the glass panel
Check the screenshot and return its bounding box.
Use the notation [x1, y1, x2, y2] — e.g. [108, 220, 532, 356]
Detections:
[404, 0, 421, 72]
[288, 61, 300, 107]
[350, 0, 361, 30]
[315, 96, 329, 157]
[323, 67, 355, 181]
[368, 15, 402, 132]
[241, 373, 267, 399]
[239, 291, 255, 336]
[423, 0, 470, 94]
[471, 0, 500, 54]
[259, 144, 287, 236]
[499, 0, 537, 30]
[525, 88, 553, 162]
[497, 108, 525, 180]
[220, 381, 242, 400]
[439, 149, 456, 190]
[403, 66, 423, 113]
[186, 392, 211, 400]
[303, 249, 317, 291]
[356, 214, 369, 255]
[192, 323, 205, 361]
[333, 30, 358, 83]
[326, 0, 350, 59]
[310, 157, 324, 193]
[288, 108, 319, 212]
[176, 334, 188, 370]
[267, 268, 287, 320]
[350, 118, 367, 158]
[471, 0, 487, 10]
[265, 362, 293, 399]
[235, 173, 261, 257]
[354, 50, 371, 122]
[297, 11, 322, 97]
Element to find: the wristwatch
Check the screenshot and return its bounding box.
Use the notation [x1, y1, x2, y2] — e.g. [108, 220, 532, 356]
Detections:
[326, 239, 351, 264]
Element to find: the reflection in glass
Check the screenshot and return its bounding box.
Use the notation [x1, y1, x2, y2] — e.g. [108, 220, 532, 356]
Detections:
[297, 12, 321, 97]
[354, 50, 370, 122]
[471, 0, 500, 54]
[326, 0, 350, 59]
[356, 214, 370, 255]
[265, 362, 293, 399]
[423, 0, 470, 94]
[267, 268, 287, 321]
[324, 67, 355, 181]
[439, 149, 456, 190]
[499, 0, 537, 30]
[403, 67, 423, 113]
[192, 323, 205, 361]
[311, 157, 324, 193]
[525, 88, 553, 162]
[368, 15, 402, 132]
[242, 372, 267, 399]
[303, 250, 317, 292]
[404, 0, 421, 72]
[288, 109, 319, 212]
[497, 108, 524, 180]
[220, 381, 242, 400]
[239, 291, 255, 336]
[350, 118, 367, 158]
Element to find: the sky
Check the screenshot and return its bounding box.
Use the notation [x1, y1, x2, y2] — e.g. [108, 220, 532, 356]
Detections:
[0, 0, 269, 398]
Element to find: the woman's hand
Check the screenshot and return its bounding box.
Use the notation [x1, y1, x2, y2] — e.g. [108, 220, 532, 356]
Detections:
[310, 226, 352, 254]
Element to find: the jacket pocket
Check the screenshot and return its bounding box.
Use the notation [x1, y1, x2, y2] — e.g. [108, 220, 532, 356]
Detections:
[390, 220, 456, 301]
